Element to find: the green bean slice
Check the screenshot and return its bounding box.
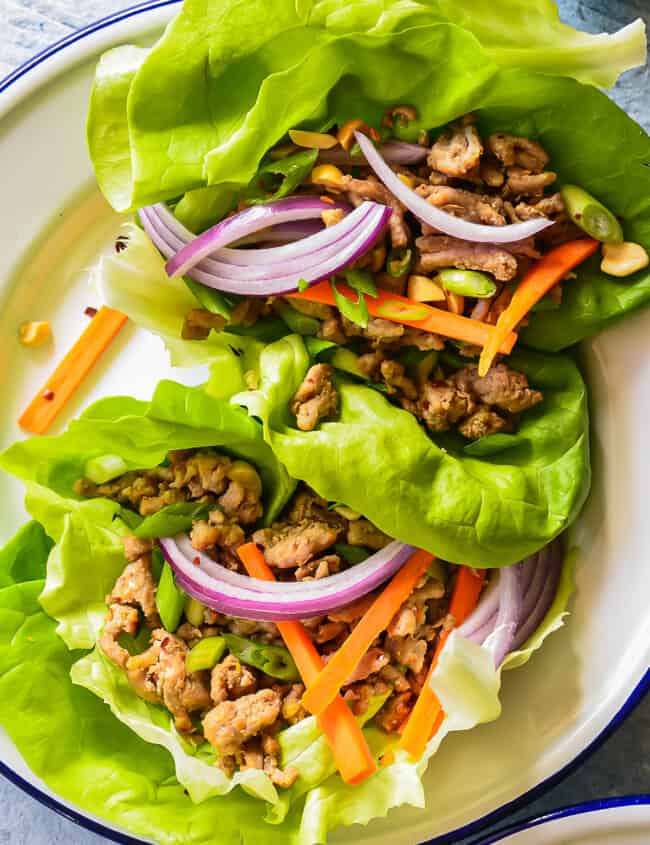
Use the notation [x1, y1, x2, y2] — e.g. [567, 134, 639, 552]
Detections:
[560, 184, 623, 243]
[437, 269, 497, 299]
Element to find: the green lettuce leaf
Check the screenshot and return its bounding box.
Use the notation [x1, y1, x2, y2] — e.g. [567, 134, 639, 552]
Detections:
[86, 0, 644, 213]
[0, 381, 293, 647]
[0, 517, 574, 844]
[234, 335, 590, 567]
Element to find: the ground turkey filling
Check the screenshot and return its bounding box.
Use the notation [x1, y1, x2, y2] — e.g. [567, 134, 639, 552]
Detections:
[79, 450, 454, 786]
[181, 113, 554, 437]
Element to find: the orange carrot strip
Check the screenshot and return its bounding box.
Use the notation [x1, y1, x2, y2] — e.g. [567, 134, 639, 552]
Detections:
[398, 566, 485, 760]
[477, 238, 599, 376]
[302, 549, 433, 718]
[237, 543, 376, 785]
[288, 281, 518, 354]
[19, 307, 127, 435]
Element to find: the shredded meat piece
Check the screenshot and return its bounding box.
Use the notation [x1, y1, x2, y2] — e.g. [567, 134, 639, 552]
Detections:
[203, 689, 281, 755]
[282, 684, 309, 724]
[416, 235, 518, 282]
[504, 167, 557, 199]
[346, 519, 391, 551]
[417, 185, 505, 226]
[458, 408, 510, 440]
[295, 553, 341, 581]
[290, 363, 338, 431]
[126, 630, 212, 733]
[107, 553, 158, 622]
[487, 133, 550, 172]
[450, 364, 543, 414]
[190, 515, 245, 552]
[171, 451, 230, 498]
[416, 381, 476, 432]
[343, 648, 389, 684]
[211, 655, 258, 704]
[318, 315, 346, 344]
[99, 604, 140, 668]
[379, 664, 411, 694]
[384, 635, 428, 674]
[253, 521, 342, 568]
[357, 350, 385, 379]
[230, 298, 268, 327]
[343, 316, 405, 343]
[376, 691, 413, 733]
[313, 620, 348, 643]
[380, 360, 418, 400]
[428, 119, 483, 178]
[122, 535, 153, 562]
[480, 156, 505, 187]
[512, 192, 565, 221]
[341, 174, 409, 249]
[264, 755, 299, 788]
[400, 328, 445, 351]
[218, 480, 262, 524]
[505, 237, 542, 259]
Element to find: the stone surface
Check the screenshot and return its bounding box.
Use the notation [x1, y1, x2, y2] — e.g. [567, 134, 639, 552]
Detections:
[0, 1, 649, 843]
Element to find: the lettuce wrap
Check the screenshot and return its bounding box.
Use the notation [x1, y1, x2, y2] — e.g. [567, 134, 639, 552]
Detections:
[88, 0, 649, 350]
[0, 385, 575, 844]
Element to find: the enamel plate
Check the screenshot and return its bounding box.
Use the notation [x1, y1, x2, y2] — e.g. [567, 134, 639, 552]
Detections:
[0, 3, 649, 844]
[474, 796, 650, 844]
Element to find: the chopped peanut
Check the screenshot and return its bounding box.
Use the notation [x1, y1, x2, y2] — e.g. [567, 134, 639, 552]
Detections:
[397, 173, 416, 189]
[337, 119, 379, 150]
[310, 164, 345, 188]
[19, 321, 52, 347]
[407, 275, 446, 303]
[601, 241, 649, 277]
[322, 208, 346, 227]
[289, 130, 338, 150]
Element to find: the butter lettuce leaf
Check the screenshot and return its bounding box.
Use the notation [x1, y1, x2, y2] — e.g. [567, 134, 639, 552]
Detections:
[234, 335, 590, 567]
[0, 519, 573, 845]
[86, 0, 644, 213]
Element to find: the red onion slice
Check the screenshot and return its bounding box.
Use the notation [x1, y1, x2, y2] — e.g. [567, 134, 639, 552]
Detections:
[354, 131, 554, 245]
[234, 220, 324, 245]
[166, 197, 349, 277]
[318, 140, 428, 167]
[456, 570, 501, 639]
[489, 563, 524, 667]
[159, 536, 414, 621]
[511, 538, 563, 650]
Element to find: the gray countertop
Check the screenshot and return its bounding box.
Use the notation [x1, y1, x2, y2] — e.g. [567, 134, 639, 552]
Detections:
[0, 1, 649, 843]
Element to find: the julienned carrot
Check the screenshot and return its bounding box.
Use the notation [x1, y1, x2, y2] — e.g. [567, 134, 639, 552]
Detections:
[477, 238, 599, 376]
[237, 543, 376, 785]
[288, 281, 518, 354]
[302, 549, 433, 718]
[398, 566, 485, 761]
[19, 307, 128, 435]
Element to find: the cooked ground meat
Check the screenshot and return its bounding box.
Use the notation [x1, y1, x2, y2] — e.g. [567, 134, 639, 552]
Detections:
[416, 234, 518, 282]
[99, 604, 140, 669]
[417, 184, 506, 226]
[290, 363, 338, 431]
[211, 655, 258, 703]
[487, 132, 549, 172]
[203, 688, 281, 755]
[428, 118, 483, 178]
[458, 408, 510, 439]
[417, 381, 476, 432]
[253, 520, 342, 568]
[107, 553, 158, 623]
[346, 518, 391, 551]
[450, 364, 543, 414]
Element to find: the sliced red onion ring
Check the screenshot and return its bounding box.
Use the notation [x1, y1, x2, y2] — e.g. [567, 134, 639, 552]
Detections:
[489, 563, 524, 667]
[354, 131, 554, 245]
[159, 536, 414, 621]
[457, 537, 564, 664]
[145, 204, 377, 282]
[235, 220, 324, 245]
[511, 538, 563, 650]
[166, 196, 350, 277]
[318, 140, 428, 167]
[141, 201, 391, 296]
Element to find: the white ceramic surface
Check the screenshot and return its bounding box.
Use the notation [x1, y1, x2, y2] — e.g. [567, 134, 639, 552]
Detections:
[0, 5, 649, 844]
[478, 799, 650, 844]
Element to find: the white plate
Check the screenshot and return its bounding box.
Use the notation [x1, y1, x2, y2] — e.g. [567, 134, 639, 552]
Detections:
[0, 4, 649, 844]
[474, 797, 650, 844]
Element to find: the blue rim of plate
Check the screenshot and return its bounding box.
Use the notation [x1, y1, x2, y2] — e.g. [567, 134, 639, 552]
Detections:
[469, 794, 650, 844]
[0, 4, 649, 844]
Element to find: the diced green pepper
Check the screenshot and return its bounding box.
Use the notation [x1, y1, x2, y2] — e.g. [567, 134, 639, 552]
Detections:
[222, 633, 299, 681]
[84, 454, 128, 484]
[275, 300, 320, 335]
[133, 502, 212, 539]
[560, 184, 623, 243]
[156, 562, 187, 632]
[186, 636, 227, 673]
[333, 543, 370, 565]
[437, 269, 496, 299]
[183, 278, 233, 321]
[329, 348, 365, 378]
[387, 248, 412, 278]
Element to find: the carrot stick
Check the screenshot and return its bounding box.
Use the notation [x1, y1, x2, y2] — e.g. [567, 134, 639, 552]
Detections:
[288, 281, 518, 354]
[398, 566, 485, 760]
[19, 307, 127, 435]
[237, 543, 376, 785]
[477, 238, 599, 376]
[302, 549, 433, 718]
